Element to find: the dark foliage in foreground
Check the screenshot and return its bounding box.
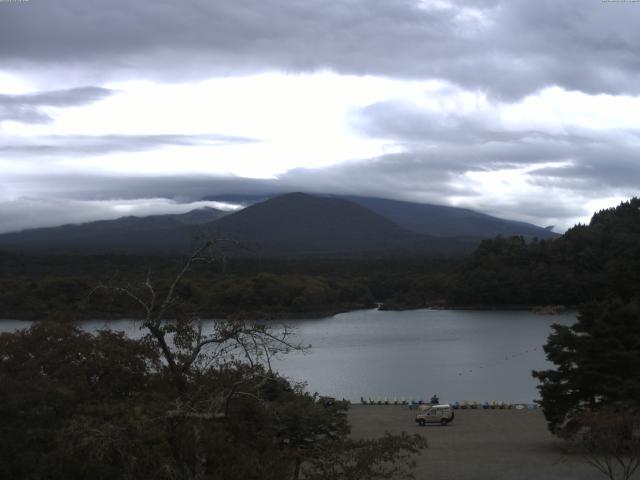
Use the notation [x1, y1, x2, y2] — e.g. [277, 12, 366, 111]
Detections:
[0, 323, 426, 480]
[533, 297, 640, 435]
[0, 243, 427, 479]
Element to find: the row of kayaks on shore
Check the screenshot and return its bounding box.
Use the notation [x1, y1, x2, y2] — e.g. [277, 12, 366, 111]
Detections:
[358, 397, 538, 410]
[450, 400, 538, 410]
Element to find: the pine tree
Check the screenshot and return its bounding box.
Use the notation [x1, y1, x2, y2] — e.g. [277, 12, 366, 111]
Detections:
[533, 297, 640, 435]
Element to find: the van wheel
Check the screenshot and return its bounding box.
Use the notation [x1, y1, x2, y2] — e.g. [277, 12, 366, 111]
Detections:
[440, 419, 448, 426]
[418, 419, 426, 427]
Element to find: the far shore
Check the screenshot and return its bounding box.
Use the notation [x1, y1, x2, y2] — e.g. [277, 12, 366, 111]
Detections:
[0, 304, 577, 324]
[380, 303, 574, 313]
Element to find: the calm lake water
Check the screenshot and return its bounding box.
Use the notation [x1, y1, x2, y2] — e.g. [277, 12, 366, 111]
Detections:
[0, 308, 576, 404]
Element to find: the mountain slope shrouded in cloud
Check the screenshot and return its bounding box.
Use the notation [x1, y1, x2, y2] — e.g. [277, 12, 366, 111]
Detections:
[341, 196, 556, 240]
[204, 193, 557, 240]
[0, 207, 228, 254]
[204, 192, 429, 256]
[0, 193, 552, 256]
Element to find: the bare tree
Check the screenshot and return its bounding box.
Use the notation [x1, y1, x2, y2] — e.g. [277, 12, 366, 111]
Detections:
[569, 408, 640, 480]
[91, 240, 303, 410]
[84, 240, 426, 480]
[87, 241, 312, 479]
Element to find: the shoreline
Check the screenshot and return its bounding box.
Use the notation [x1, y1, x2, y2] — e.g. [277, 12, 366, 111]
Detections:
[0, 303, 577, 323]
[380, 303, 574, 313]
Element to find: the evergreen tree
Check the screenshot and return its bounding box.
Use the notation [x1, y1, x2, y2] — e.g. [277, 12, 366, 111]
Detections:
[533, 297, 640, 435]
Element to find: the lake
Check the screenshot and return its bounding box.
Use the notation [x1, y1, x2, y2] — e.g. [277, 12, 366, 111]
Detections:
[0, 308, 576, 404]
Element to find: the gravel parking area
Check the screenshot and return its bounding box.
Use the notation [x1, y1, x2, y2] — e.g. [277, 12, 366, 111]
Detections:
[348, 405, 606, 480]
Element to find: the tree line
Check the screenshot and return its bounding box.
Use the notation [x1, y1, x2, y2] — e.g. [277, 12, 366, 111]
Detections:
[0, 255, 457, 320]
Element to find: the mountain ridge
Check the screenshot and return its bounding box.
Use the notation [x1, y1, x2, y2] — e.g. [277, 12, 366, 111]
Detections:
[204, 192, 556, 239]
[203, 192, 434, 257]
[0, 193, 554, 256]
[0, 207, 228, 254]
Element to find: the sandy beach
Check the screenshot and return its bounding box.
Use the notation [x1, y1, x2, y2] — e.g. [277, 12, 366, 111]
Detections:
[348, 405, 606, 480]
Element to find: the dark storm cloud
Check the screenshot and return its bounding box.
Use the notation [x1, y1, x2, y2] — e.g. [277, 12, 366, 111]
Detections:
[0, 133, 260, 157]
[0, 86, 114, 123]
[2, 0, 640, 98]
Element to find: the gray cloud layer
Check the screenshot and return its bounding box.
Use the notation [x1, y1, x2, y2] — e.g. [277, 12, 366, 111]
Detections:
[2, 91, 638, 233]
[1, 0, 639, 234]
[4, 173, 274, 202]
[344, 98, 640, 225]
[0, 133, 259, 157]
[0, 86, 114, 123]
[2, 0, 640, 98]
[352, 98, 640, 192]
[5, 140, 635, 234]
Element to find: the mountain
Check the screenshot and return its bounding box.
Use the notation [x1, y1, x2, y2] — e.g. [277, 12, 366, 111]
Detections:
[0, 194, 477, 256]
[340, 196, 556, 239]
[205, 193, 556, 239]
[0, 193, 553, 256]
[0, 207, 227, 254]
[204, 192, 459, 256]
[153, 207, 229, 225]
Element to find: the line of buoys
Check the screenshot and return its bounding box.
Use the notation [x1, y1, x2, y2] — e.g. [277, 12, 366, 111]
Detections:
[455, 345, 542, 377]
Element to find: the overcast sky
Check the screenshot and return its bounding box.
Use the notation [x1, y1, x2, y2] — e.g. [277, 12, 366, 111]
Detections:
[1, 0, 639, 234]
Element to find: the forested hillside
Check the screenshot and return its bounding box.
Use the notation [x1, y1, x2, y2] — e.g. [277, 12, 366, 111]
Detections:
[450, 198, 640, 306]
[1, 199, 638, 320]
[0, 254, 456, 320]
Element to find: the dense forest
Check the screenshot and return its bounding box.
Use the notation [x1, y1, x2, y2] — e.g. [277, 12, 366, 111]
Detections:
[451, 198, 640, 306]
[0, 254, 457, 320]
[1, 198, 638, 320]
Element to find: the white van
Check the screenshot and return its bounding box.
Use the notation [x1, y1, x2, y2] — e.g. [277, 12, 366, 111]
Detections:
[415, 404, 455, 426]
